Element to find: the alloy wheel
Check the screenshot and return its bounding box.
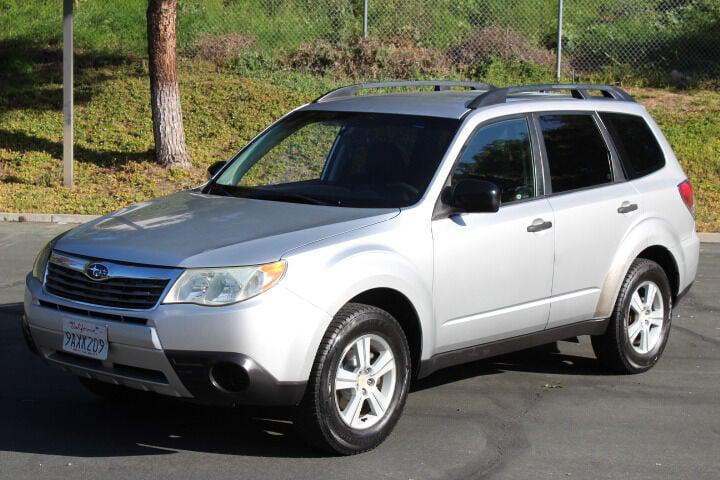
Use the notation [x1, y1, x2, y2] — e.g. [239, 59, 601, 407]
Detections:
[626, 280, 665, 354]
[333, 334, 397, 430]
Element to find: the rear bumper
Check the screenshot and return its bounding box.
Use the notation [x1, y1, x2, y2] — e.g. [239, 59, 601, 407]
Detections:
[23, 273, 329, 406]
[675, 232, 700, 295]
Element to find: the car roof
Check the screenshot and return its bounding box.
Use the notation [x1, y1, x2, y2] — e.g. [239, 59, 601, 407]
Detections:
[300, 89, 647, 120]
[302, 91, 479, 119]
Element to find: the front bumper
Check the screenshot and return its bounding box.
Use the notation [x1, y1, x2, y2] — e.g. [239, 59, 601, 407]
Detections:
[166, 351, 306, 405]
[23, 274, 331, 406]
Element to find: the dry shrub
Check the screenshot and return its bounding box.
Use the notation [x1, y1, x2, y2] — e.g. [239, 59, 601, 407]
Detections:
[193, 33, 256, 65]
[448, 26, 555, 68]
[387, 42, 450, 79]
[287, 40, 343, 76]
[286, 37, 450, 79]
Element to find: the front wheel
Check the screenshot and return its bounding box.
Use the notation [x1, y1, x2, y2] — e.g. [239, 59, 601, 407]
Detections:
[295, 303, 411, 455]
[592, 258, 672, 373]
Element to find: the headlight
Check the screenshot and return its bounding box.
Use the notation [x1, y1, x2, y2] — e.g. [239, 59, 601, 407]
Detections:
[32, 232, 67, 280]
[163, 261, 287, 306]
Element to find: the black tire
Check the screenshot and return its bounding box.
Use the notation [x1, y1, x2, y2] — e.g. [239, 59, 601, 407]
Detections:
[592, 258, 672, 374]
[295, 303, 412, 455]
[78, 377, 151, 402]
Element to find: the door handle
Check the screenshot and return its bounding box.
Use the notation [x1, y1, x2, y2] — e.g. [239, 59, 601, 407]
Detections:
[617, 202, 638, 214]
[527, 219, 553, 233]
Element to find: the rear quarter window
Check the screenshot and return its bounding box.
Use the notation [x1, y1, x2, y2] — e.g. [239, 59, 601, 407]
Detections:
[599, 112, 665, 179]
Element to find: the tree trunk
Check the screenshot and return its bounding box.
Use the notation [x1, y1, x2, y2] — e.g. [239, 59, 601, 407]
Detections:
[147, 0, 190, 168]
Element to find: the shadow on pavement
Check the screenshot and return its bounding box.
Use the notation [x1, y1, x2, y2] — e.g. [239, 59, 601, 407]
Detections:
[0, 301, 601, 459]
[0, 303, 320, 459]
[413, 341, 607, 392]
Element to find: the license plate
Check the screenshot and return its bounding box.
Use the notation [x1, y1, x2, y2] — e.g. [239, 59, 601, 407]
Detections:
[62, 318, 108, 360]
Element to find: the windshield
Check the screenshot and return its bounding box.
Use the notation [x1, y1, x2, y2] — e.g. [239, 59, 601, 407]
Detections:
[207, 111, 460, 208]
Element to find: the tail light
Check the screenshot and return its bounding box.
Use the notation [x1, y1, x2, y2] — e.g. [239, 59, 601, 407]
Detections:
[678, 179, 695, 215]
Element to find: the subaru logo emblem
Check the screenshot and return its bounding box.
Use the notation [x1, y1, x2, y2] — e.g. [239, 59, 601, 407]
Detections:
[85, 263, 109, 281]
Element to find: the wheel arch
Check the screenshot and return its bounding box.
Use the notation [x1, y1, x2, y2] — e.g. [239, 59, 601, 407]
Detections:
[595, 217, 683, 318]
[283, 246, 436, 377]
[635, 245, 680, 302]
[348, 288, 423, 378]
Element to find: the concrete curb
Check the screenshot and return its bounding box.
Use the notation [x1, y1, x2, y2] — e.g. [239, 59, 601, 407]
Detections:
[0, 212, 100, 224]
[1, 211, 720, 242]
[699, 232, 720, 243]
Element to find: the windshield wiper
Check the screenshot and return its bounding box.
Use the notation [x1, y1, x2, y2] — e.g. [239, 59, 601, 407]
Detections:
[205, 183, 236, 197]
[249, 191, 340, 206]
[206, 183, 338, 206]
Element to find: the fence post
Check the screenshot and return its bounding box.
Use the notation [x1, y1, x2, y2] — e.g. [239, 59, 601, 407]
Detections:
[363, 0, 368, 39]
[63, 0, 74, 187]
[555, 0, 564, 82]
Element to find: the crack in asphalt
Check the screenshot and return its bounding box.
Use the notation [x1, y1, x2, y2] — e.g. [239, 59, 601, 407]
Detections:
[443, 388, 548, 480]
[673, 324, 720, 346]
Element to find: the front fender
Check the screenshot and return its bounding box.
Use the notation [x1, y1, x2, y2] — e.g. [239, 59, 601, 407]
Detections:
[282, 243, 435, 361]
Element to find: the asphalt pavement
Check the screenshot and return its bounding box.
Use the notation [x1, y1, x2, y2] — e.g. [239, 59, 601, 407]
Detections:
[1, 222, 718, 479]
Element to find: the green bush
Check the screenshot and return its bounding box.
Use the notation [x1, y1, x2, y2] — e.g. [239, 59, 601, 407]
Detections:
[470, 57, 557, 86]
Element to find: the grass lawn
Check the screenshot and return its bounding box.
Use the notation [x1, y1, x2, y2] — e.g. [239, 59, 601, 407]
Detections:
[0, 53, 718, 231]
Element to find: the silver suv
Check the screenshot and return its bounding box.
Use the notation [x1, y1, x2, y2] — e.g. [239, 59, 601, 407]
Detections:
[23, 82, 699, 454]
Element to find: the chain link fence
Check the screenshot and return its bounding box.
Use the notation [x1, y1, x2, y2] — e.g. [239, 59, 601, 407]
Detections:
[8, 0, 718, 83]
[561, 0, 720, 77]
[173, 0, 718, 82]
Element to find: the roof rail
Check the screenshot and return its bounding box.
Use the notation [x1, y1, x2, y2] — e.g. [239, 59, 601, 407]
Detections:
[314, 80, 494, 103]
[467, 83, 635, 109]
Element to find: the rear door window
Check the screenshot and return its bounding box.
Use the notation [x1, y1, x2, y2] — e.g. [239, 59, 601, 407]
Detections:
[538, 114, 612, 194]
[599, 112, 665, 179]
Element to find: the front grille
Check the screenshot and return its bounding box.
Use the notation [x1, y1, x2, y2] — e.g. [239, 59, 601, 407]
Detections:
[49, 352, 169, 384]
[39, 300, 148, 325]
[45, 262, 170, 310]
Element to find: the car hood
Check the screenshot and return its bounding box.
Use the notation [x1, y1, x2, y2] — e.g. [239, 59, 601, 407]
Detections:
[56, 191, 399, 268]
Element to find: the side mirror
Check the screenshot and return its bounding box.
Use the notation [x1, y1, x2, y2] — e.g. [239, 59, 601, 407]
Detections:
[444, 179, 501, 213]
[207, 160, 226, 179]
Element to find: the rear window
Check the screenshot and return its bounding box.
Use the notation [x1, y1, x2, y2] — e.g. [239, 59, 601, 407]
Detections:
[600, 113, 665, 179]
[538, 114, 612, 194]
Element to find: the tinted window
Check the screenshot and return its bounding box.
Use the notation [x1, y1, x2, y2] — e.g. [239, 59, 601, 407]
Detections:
[211, 111, 459, 208]
[600, 112, 665, 179]
[539, 114, 612, 193]
[452, 118, 535, 204]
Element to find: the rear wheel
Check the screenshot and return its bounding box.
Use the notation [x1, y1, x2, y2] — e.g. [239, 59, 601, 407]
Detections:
[295, 303, 411, 455]
[592, 258, 672, 373]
